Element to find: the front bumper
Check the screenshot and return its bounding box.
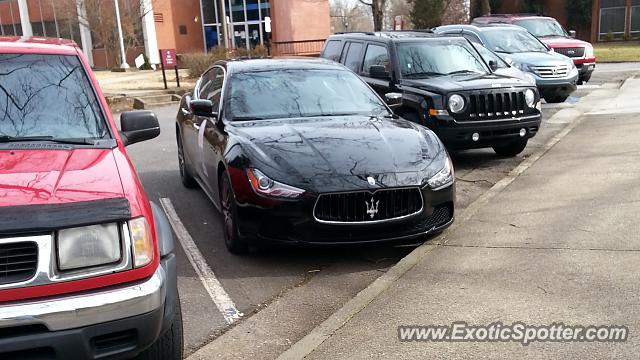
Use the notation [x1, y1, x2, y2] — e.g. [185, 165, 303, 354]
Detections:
[235, 185, 455, 245]
[0, 265, 168, 359]
[429, 114, 542, 150]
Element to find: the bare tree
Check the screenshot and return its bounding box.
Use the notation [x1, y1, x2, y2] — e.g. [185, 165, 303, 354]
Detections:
[358, 0, 387, 31]
[330, 0, 373, 32]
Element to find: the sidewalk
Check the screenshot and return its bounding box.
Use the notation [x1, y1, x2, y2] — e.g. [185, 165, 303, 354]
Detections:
[281, 80, 640, 359]
[94, 69, 195, 97]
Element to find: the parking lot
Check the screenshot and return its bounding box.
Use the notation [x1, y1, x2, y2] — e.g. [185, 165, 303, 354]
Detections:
[121, 63, 639, 356]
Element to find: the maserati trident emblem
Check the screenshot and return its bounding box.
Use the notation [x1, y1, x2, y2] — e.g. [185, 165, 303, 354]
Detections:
[367, 176, 376, 186]
[365, 197, 379, 219]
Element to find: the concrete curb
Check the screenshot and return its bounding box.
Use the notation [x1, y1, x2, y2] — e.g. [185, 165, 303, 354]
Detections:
[276, 85, 614, 360]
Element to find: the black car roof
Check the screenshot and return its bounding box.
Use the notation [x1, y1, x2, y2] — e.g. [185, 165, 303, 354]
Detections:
[216, 57, 347, 73]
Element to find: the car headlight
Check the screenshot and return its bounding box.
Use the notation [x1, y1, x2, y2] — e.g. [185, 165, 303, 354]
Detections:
[514, 62, 531, 72]
[585, 46, 594, 58]
[129, 217, 154, 268]
[448, 94, 465, 114]
[247, 168, 305, 199]
[57, 223, 121, 271]
[525, 89, 536, 108]
[427, 155, 454, 191]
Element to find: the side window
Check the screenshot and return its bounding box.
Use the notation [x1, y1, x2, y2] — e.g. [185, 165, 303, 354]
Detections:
[198, 69, 215, 100]
[323, 40, 343, 61]
[362, 44, 390, 75]
[208, 67, 225, 108]
[343, 42, 364, 72]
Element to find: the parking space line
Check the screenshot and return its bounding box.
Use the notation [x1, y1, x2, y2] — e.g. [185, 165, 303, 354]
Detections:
[159, 198, 243, 325]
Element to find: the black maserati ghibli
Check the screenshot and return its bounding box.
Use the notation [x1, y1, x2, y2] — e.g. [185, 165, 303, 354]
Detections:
[176, 58, 455, 253]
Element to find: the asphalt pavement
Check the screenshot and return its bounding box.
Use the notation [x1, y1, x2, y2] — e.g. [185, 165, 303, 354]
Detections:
[117, 63, 640, 357]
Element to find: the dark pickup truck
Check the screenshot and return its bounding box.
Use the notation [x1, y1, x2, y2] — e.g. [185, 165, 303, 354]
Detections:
[321, 31, 543, 157]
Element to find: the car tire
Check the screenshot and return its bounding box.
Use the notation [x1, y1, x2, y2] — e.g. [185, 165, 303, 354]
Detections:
[492, 139, 528, 157]
[135, 294, 183, 360]
[220, 171, 249, 254]
[177, 133, 197, 188]
[544, 95, 569, 103]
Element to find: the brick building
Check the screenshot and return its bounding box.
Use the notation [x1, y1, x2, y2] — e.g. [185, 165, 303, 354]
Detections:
[0, 0, 330, 68]
[496, 0, 640, 42]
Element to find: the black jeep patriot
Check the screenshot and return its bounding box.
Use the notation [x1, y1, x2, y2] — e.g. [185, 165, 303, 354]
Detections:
[321, 31, 542, 156]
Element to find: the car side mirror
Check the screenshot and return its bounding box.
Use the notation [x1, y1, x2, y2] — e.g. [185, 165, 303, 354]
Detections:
[369, 65, 390, 79]
[190, 99, 216, 118]
[385, 93, 402, 109]
[488, 60, 499, 71]
[569, 30, 576, 38]
[120, 110, 160, 146]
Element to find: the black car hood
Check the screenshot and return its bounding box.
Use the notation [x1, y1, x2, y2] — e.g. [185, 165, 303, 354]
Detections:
[228, 115, 446, 192]
[401, 73, 531, 93]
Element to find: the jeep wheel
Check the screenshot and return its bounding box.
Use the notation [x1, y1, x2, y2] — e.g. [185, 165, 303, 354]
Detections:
[493, 139, 528, 157]
[135, 294, 183, 360]
[221, 171, 249, 254]
[544, 95, 569, 103]
[177, 133, 197, 188]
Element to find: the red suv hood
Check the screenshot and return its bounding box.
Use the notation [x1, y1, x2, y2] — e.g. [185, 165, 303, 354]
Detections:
[0, 148, 125, 207]
[539, 37, 591, 48]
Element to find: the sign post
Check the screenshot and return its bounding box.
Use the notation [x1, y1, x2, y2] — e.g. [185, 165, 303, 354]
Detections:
[159, 49, 179, 89]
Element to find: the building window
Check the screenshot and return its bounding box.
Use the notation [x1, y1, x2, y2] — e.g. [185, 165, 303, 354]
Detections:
[201, 0, 270, 51]
[599, 0, 627, 40]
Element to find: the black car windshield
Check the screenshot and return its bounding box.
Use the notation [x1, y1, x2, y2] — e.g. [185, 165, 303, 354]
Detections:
[0, 54, 108, 139]
[396, 39, 489, 78]
[482, 29, 549, 53]
[514, 19, 568, 38]
[227, 69, 388, 120]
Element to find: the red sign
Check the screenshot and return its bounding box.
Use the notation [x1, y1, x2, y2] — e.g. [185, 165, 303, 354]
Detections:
[160, 49, 177, 67]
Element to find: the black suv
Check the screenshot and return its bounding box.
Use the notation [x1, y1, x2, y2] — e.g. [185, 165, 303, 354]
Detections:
[321, 32, 543, 156]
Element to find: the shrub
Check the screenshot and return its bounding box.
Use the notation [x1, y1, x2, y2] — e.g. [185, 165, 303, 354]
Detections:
[181, 49, 227, 78]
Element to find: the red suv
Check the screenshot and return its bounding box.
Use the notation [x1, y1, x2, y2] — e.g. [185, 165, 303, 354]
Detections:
[0, 37, 182, 359]
[473, 14, 596, 84]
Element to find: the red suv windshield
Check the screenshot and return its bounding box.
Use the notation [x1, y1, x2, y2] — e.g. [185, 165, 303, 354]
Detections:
[513, 18, 568, 38]
[0, 53, 109, 139]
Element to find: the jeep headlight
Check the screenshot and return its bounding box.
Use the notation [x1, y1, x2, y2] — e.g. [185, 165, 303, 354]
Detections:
[448, 94, 465, 114]
[525, 89, 536, 108]
[427, 155, 454, 191]
[57, 223, 121, 270]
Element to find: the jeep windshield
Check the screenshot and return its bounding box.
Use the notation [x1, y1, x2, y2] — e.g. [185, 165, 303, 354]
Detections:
[396, 39, 489, 79]
[227, 69, 389, 121]
[0, 54, 109, 142]
[482, 29, 549, 54]
[514, 19, 568, 38]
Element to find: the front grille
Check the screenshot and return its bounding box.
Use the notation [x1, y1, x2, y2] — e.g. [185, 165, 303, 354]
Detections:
[530, 65, 570, 78]
[554, 47, 585, 58]
[314, 188, 423, 223]
[0, 242, 38, 285]
[465, 91, 526, 120]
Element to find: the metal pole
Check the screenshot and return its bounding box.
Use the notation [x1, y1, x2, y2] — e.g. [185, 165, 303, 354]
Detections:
[9, 1, 17, 35]
[220, 0, 229, 48]
[0, 6, 4, 36]
[51, 0, 60, 38]
[38, 0, 46, 36]
[114, 0, 130, 69]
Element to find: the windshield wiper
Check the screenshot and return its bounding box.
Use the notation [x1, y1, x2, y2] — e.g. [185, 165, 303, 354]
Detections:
[0, 135, 96, 145]
[231, 116, 269, 121]
[404, 71, 444, 78]
[447, 70, 484, 75]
